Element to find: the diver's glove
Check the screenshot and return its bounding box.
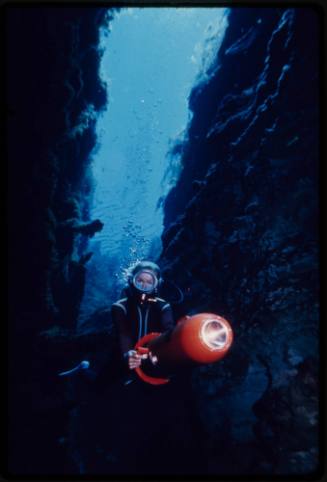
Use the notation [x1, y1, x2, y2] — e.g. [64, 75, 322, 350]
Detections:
[124, 349, 158, 370]
[124, 350, 143, 370]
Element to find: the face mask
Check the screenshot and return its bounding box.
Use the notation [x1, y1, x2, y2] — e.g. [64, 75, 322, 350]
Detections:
[132, 270, 158, 294]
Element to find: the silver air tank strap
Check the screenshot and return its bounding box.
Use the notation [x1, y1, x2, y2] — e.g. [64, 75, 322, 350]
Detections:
[137, 304, 150, 340]
[144, 306, 150, 337]
[137, 305, 143, 340]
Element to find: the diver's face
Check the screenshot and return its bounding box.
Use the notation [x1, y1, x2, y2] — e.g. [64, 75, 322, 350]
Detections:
[134, 271, 157, 293]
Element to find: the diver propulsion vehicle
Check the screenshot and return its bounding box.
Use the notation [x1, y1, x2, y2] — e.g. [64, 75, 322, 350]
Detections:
[58, 312, 233, 386]
[134, 312, 234, 385]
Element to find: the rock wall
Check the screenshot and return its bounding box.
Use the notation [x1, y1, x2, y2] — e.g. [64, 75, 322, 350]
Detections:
[159, 7, 320, 475]
[6, 6, 114, 474]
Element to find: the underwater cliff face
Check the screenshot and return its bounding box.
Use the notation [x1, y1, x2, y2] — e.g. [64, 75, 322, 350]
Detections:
[7, 5, 320, 477]
[7, 7, 112, 473]
[159, 7, 320, 475]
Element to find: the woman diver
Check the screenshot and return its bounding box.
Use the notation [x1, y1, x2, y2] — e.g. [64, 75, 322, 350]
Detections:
[58, 260, 178, 387]
[112, 260, 175, 371]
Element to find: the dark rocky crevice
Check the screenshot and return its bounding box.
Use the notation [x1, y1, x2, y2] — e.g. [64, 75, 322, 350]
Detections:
[159, 7, 319, 475]
[7, 6, 320, 476]
[7, 7, 116, 474]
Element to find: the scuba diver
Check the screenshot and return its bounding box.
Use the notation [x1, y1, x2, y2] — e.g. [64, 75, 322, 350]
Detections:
[59, 260, 176, 389]
[112, 260, 175, 371]
[59, 260, 232, 387]
[57, 261, 232, 473]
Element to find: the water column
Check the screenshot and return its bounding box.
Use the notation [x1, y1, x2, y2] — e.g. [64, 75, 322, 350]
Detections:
[79, 7, 228, 324]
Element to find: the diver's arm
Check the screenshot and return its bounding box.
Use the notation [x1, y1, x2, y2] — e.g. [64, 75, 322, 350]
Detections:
[111, 304, 134, 356]
[160, 303, 175, 332]
[111, 305, 143, 370]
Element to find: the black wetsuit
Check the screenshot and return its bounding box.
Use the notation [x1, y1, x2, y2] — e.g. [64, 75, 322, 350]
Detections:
[74, 293, 205, 473]
[88, 292, 175, 392]
[111, 293, 175, 355]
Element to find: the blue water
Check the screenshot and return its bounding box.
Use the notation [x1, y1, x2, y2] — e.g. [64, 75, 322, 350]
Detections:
[79, 7, 228, 324]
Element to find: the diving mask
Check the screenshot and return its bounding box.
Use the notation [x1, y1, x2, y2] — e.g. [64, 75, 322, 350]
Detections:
[132, 269, 158, 294]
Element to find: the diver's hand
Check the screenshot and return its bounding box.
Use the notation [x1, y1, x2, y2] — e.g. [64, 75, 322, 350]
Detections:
[125, 349, 158, 370]
[126, 350, 143, 370]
